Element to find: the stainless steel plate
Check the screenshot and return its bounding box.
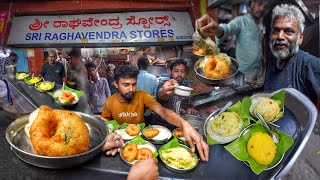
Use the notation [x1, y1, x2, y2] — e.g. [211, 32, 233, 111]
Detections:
[194, 57, 239, 85]
[6, 112, 108, 169]
[159, 144, 199, 173]
[239, 124, 284, 170]
[142, 125, 172, 145]
[120, 140, 157, 166]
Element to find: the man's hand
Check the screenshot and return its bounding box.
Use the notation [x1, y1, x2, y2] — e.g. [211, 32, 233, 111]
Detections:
[127, 158, 159, 180]
[182, 121, 209, 161]
[158, 79, 179, 101]
[196, 14, 223, 38]
[103, 132, 124, 156]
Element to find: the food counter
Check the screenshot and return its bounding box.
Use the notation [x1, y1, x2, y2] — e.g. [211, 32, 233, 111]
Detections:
[2, 88, 318, 179]
[4, 76, 91, 114]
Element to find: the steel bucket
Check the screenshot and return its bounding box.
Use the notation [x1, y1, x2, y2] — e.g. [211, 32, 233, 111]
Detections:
[5, 65, 16, 78]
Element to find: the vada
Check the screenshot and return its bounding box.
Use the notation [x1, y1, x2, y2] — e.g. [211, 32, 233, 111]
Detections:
[136, 148, 153, 160]
[125, 124, 141, 136]
[173, 129, 184, 137]
[123, 143, 138, 162]
[203, 55, 230, 79]
[143, 128, 160, 138]
[29, 106, 90, 156]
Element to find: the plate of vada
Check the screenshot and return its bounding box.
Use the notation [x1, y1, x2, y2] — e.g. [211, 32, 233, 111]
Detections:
[115, 123, 145, 141]
[224, 122, 294, 175]
[159, 138, 198, 172]
[6, 106, 108, 168]
[142, 125, 172, 144]
[249, 90, 285, 123]
[48, 86, 83, 107]
[194, 54, 239, 85]
[120, 136, 158, 166]
[172, 128, 186, 142]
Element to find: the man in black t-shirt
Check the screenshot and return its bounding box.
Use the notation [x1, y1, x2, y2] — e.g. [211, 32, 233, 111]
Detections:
[153, 59, 198, 130]
[40, 50, 66, 85]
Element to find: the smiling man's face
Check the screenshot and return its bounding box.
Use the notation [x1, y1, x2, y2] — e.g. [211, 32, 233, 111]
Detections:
[270, 17, 303, 60]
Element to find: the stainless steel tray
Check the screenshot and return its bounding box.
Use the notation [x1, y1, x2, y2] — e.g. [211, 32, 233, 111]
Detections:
[6, 112, 108, 169]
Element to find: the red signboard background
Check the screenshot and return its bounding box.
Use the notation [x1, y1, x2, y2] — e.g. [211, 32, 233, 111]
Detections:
[0, 11, 8, 39]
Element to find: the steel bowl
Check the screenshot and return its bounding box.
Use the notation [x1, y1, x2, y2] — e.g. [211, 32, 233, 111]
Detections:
[194, 57, 239, 85]
[239, 123, 284, 170]
[159, 144, 199, 173]
[204, 108, 243, 144]
[34, 81, 55, 93]
[120, 140, 157, 166]
[24, 77, 42, 86]
[174, 86, 193, 97]
[6, 112, 108, 169]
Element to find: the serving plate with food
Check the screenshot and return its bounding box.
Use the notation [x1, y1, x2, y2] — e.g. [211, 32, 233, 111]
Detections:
[15, 72, 30, 81]
[204, 99, 252, 145]
[249, 91, 285, 123]
[114, 123, 145, 141]
[24, 76, 42, 86]
[225, 121, 293, 175]
[194, 54, 239, 85]
[34, 81, 55, 92]
[120, 136, 157, 166]
[48, 86, 83, 108]
[159, 138, 198, 173]
[172, 128, 186, 142]
[142, 125, 172, 144]
[6, 106, 108, 169]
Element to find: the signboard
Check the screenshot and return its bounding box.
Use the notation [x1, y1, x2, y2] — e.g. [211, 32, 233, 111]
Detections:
[0, 11, 9, 39]
[8, 11, 194, 45]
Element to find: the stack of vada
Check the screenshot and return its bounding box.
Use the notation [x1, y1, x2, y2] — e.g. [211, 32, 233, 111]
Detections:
[122, 142, 153, 162]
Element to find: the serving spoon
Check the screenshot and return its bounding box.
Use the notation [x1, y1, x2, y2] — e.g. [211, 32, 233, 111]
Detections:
[216, 101, 233, 117]
[256, 113, 279, 144]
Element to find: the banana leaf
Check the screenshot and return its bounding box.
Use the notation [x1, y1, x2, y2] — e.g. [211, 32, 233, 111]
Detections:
[224, 121, 294, 175]
[104, 120, 120, 132]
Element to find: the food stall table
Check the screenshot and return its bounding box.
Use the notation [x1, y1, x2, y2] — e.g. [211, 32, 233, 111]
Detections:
[2, 88, 317, 179]
[4, 76, 90, 114]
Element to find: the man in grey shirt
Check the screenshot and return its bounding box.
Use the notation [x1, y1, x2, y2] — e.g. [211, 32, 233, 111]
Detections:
[196, 0, 273, 84]
[85, 62, 111, 114]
